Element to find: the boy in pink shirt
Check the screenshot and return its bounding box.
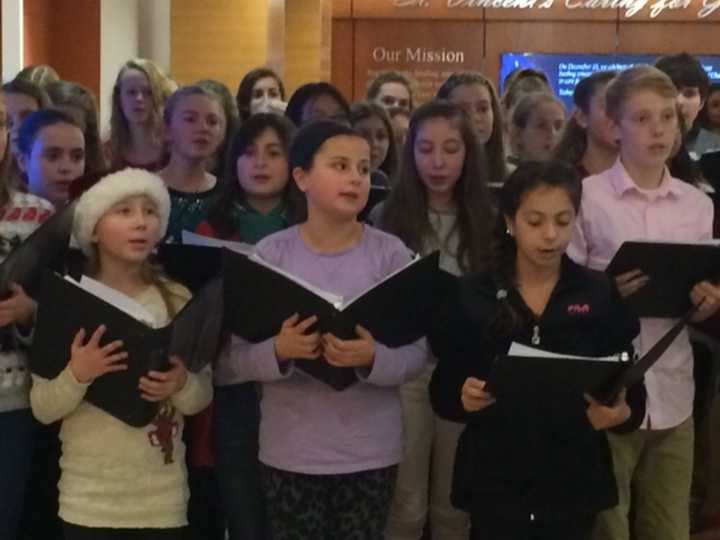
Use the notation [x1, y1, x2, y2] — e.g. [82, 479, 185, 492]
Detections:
[568, 66, 720, 540]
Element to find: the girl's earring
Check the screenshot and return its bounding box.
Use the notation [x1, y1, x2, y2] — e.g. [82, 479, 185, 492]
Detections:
[506, 228, 513, 237]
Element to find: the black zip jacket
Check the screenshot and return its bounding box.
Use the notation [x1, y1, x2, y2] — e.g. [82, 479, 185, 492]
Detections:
[429, 256, 645, 522]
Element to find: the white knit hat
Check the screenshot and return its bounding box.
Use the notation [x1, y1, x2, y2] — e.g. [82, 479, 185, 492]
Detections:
[72, 168, 171, 257]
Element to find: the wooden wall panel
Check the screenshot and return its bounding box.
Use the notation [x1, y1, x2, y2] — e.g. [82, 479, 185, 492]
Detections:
[480, 21, 617, 90]
[23, 0, 100, 97]
[332, 19, 355, 100]
[320, 0, 333, 81]
[352, 19, 484, 103]
[333, 0, 352, 18]
[23, 0, 53, 71]
[616, 22, 720, 53]
[284, 0, 331, 95]
[171, 0, 270, 89]
[49, 0, 101, 97]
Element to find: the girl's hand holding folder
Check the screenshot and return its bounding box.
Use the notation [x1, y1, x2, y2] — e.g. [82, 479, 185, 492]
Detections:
[322, 325, 376, 368]
[139, 356, 188, 402]
[584, 389, 631, 430]
[68, 325, 128, 384]
[614, 269, 649, 299]
[690, 281, 720, 322]
[461, 377, 496, 413]
[0, 282, 37, 328]
[274, 313, 321, 362]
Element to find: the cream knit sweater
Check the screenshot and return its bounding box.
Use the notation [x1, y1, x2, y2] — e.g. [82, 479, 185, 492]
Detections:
[30, 282, 213, 528]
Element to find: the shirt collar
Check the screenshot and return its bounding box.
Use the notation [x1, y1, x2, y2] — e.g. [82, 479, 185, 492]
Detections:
[234, 201, 286, 217]
[608, 158, 686, 199]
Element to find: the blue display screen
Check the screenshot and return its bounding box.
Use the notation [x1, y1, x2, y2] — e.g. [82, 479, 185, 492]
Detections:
[499, 52, 720, 109]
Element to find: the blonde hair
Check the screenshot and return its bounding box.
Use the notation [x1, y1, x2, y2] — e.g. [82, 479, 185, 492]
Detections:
[86, 248, 182, 318]
[108, 59, 171, 168]
[85, 254, 183, 319]
[163, 85, 222, 126]
[606, 65, 677, 123]
[15, 64, 60, 90]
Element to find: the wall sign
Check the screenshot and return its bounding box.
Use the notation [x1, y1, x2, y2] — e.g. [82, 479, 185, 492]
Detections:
[353, 19, 484, 103]
[391, 0, 720, 18]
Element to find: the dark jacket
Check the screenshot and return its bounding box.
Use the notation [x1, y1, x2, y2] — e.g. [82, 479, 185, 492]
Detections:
[429, 256, 644, 522]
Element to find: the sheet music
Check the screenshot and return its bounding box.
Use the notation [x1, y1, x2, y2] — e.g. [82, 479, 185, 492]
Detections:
[508, 342, 626, 363]
[181, 230, 253, 255]
[248, 252, 425, 312]
[247, 253, 345, 307]
[65, 275, 156, 326]
[620, 239, 720, 246]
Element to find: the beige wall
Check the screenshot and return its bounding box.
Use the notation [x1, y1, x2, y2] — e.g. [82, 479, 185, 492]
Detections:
[100, 0, 139, 132]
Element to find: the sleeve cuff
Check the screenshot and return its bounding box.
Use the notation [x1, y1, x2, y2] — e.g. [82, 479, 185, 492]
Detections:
[58, 365, 92, 397]
[214, 336, 295, 385]
[13, 309, 37, 346]
[172, 367, 213, 414]
[355, 344, 391, 385]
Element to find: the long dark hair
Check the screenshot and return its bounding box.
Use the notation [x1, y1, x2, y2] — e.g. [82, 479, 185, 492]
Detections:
[490, 160, 581, 336]
[284, 82, 350, 127]
[554, 71, 616, 166]
[235, 67, 286, 122]
[349, 101, 398, 181]
[670, 107, 703, 186]
[380, 100, 494, 274]
[205, 113, 295, 239]
[437, 71, 507, 184]
[699, 83, 720, 131]
[287, 120, 366, 223]
[46, 80, 106, 176]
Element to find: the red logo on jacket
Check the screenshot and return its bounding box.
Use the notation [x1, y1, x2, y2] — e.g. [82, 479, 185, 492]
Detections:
[568, 303, 591, 314]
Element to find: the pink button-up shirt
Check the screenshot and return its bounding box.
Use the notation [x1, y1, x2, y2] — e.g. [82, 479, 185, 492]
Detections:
[568, 159, 714, 430]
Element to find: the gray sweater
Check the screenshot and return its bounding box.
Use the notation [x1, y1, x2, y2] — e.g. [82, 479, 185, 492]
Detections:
[369, 202, 462, 275]
[0, 191, 55, 413]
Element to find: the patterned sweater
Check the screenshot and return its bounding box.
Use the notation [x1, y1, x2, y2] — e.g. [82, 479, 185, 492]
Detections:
[0, 191, 54, 413]
[30, 282, 213, 528]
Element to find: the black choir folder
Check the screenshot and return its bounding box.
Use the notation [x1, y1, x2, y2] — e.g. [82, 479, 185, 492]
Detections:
[154, 231, 253, 292]
[606, 240, 720, 318]
[155, 244, 224, 292]
[487, 343, 633, 405]
[29, 245, 443, 422]
[223, 250, 443, 391]
[29, 272, 223, 427]
[487, 305, 695, 406]
[157, 235, 444, 391]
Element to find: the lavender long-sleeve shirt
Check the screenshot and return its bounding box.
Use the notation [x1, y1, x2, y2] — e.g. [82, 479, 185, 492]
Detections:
[215, 225, 428, 474]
